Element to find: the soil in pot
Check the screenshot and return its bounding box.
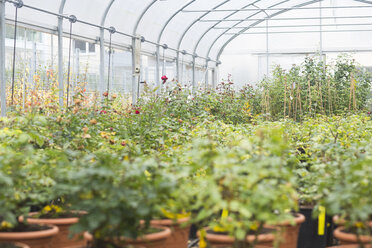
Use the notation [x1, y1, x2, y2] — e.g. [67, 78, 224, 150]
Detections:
[0, 242, 30, 248]
[199, 227, 275, 248]
[334, 226, 372, 245]
[0, 223, 59, 248]
[84, 226, 171, 248]
[24, 212, 85, 248]
[150, 217, 189, 248]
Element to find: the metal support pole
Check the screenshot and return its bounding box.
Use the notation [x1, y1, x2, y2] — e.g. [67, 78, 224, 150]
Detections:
[212, 68, 216, 90]
[22, 28, 26, 110]
[192, 55, 196, 94]
[162, 48, 166, 77]
[266, 18, 269, 76]
[99, 28, 105, 97]
[175, 51, 179, 81]
[156, 45, 160, 87]
[57, 0, 66, 109]
[74, 47, 80, 97]
[0, 0, 6, 116]
[131, 37, 136, 105]
[99, 0, 115, 98]
[161, 44, 168, 78]
[31, 41, 36, 88]
[50, 33, 53, 67]
[320, 0, 323, 60]
[110, 51, 114, 92]
[205, 59, 209, 88]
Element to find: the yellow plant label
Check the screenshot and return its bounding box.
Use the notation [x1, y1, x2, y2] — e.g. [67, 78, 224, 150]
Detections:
[318, 206, 326, 236]
[221, 209, 229, 218]
[199, 229, 207, 248]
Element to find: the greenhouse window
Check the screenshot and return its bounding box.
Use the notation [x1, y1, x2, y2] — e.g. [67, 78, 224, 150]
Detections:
[75, 40, 96, 54]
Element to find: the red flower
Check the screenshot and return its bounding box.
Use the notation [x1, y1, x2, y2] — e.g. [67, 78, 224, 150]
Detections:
[161, 75, 168, 84]
[135, 110, 140, 115]
[368, 112, 371, 115]
[100, 110, 107, 114]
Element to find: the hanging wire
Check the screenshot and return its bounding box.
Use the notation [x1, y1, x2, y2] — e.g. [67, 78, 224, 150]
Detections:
[66, 15, 77, 108]
[11, 0, 23, 105]
[107, 26, 116, 95]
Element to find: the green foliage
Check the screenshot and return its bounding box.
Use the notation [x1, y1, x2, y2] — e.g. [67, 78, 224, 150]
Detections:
[176, 128, 298, 245]
[256, 55, 372, 120]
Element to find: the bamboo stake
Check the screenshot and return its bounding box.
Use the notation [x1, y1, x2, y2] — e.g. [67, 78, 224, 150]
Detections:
[308, 80, 312, 114]
[284, 76, 287, 119]
[351, 73, 357, 111]
[327, 77, 330, 114]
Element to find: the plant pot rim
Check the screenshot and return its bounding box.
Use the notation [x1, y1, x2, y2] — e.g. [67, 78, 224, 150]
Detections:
[334, 226, 372, 243]
[21, 211, 86, 225]
[333, 216, 372, 227]
[150, 217, 190, 226]
[0, 224, 59, 240]
[265, 213, 306, 227]
[197, 227, 275, 244]
[84, 225, 172, 243]
[123, 225, 172, 243]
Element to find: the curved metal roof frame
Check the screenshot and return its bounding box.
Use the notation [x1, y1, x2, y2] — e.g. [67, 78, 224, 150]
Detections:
[132, 0, 308, 61]
[7, 0, 372, 67]
[212, 0, 372, 62]
[131, 0, 372, 66]
[214, 0, 324, 62]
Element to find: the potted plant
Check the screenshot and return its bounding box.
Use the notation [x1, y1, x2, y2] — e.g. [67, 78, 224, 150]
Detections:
[0, 144, 59, 248]
[59, 152, 174, 248]
[318, 142, 372, 247]
[180, 128, 302, 248]
[20, 150, 87, 248]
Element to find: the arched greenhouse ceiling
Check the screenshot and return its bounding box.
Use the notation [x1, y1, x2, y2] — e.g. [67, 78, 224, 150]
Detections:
[4, 0, 372, 66]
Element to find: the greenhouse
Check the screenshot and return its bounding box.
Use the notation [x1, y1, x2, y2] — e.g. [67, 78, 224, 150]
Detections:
[0, 0, 372, 248]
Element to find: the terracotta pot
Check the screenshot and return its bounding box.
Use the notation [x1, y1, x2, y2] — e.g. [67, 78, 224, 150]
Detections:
[334, 226, 372, 245]
[198, 228, 275, 247]
[333, 216, 372, 227]
[24, 212, 85, 248]
[0, 242, 30, 248]
[84, 225, 171, 248]
[150, 217, 189, 248]
[0, 224, 59, 248]
[269, 213, 306, 248]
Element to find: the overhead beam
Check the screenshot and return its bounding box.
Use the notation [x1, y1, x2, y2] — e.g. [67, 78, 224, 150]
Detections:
[183, 5, 372, 12]
[214, 22, 372, 29]
[225, 29, 372, 35]
[200, 15, 372, 22]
